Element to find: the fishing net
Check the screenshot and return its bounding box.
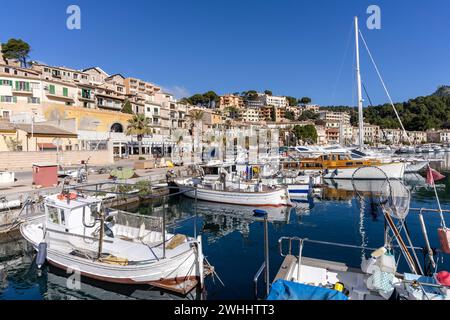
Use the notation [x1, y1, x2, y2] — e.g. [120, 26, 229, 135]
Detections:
[351, 167, 411, 220]
[378, 179, 411, 220]
[107, 209, 163, 233]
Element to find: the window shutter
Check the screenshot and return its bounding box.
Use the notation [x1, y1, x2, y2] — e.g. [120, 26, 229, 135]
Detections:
[13, 96, 17, 103]
[25, 82, 30, 91]
[63, 87, 68, 97]
[0, 96, 4, 102]
[15, 81, 19, 90]
[49, 85, 55, 94]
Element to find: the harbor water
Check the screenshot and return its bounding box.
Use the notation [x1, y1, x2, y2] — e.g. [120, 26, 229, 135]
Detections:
[1, 155, 450, 300]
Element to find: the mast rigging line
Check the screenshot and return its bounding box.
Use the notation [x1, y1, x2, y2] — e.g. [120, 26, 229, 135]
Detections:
[358, 30, 413, 145]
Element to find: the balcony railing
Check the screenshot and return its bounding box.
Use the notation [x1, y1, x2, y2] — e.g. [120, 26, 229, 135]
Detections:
[12, 87, 33, 95]
[45, 90, 76, 101]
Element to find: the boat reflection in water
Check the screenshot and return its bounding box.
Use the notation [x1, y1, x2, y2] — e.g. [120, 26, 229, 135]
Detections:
[178, 199, 293, 244]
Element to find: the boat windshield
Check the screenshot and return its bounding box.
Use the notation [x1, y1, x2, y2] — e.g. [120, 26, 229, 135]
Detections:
[350, 149, 366, 158]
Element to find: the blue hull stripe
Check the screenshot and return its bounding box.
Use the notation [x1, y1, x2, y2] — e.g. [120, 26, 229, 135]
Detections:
[289, 190, 310, 194]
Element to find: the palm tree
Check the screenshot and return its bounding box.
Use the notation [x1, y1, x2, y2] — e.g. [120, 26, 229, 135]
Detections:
[189, 109, 204, 163]
[126, 114, 152, 156]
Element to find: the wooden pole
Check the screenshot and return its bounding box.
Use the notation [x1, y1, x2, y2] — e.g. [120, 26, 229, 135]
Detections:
[97, 210, 105, 259]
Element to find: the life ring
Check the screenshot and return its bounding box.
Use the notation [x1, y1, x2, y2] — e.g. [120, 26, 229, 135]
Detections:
[57, 192, 77, 201]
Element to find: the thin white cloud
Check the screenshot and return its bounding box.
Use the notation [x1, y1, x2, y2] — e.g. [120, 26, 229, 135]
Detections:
[162, 85, 191, 99]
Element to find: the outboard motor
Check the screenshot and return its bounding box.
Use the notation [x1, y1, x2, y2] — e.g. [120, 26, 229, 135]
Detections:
[36, 242, 47, 270]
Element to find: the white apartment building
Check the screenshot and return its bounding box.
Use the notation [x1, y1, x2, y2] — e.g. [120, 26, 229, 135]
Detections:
[241, 107, 260, 122]
[264, 95, 288, 108]
[303, 104, 320, 113]
[0, 65, 45, 118]
[319, 111, 351, 125]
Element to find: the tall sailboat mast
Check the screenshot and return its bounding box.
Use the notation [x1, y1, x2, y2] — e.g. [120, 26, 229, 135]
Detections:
[355, 16, 364, 149]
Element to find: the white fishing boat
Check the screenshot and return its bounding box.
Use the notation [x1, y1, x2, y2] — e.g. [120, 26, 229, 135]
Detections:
[20, 192, 206, 295]
[175, 177, 291, 207]
[262, 174, 313, 201]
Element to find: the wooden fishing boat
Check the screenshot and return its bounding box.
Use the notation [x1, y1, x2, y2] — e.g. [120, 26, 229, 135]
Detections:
[20, 192, 206, 295]
[295, 154, 405, 180]
[175, 178, 291, 207]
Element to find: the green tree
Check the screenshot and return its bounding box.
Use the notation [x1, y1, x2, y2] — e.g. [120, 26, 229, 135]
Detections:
[299, 97, 312, 105]
[293, 125, 318, 144]
[270, 106, 277, 122]
[225, 106, 241, 120]
[286, 96, 298, 107]
[285, 110, 296, 121]
[242, 90, 259, 101]
[264, 90, 273, 96]
[1, 39, 31, 67]
[126, 114, 152, 156]
[299, 110, 319, 121]
[121, 99, 133, 114]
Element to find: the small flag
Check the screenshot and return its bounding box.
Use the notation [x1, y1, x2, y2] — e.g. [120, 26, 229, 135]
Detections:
[426, 167, 446, 185]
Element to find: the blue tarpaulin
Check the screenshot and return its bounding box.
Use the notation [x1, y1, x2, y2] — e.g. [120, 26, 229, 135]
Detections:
[267, 280, 348, 301]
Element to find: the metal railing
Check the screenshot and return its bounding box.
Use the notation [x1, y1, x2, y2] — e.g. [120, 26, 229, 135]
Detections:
[253, 261, 266, 299]
[68, 182, 200, 260]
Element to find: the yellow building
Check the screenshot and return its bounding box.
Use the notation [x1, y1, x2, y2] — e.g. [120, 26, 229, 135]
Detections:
[42, 104, 132, 133]
[0, 120, 78, 152]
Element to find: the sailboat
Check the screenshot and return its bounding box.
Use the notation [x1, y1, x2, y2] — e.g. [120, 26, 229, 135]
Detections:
[254, 18, 450, 301]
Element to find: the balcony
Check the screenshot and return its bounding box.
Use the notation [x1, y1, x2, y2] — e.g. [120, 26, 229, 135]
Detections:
[12, 87, 33, 95]
[97, 99, 122, 110]
[45, 90, 76, 102]
[78, 92, 95, 102]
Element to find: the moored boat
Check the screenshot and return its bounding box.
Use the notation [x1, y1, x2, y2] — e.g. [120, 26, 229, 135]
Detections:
[294, 154, 405, 180]
[20, 192, 206, 295]
[175, 177, 291, 207]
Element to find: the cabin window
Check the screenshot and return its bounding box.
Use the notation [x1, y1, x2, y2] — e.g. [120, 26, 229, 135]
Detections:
[339, 155, 347, 161]
[346, 162, 354, 166]
[60, 210, 66, 225]
[47, 206, 60, 224]
[356, 162, 363, 165]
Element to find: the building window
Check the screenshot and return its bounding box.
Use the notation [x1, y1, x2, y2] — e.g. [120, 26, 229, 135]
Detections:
[27, 97, 40, 104]
[48, 84, 55, 94]
[30, 82, 40, 90]
[4, 68, 10, 73]
[52, 70, 61, 78]
[62, 87, 68, 97]
[0, 96, 17, 103]
[0, 80, 12, 86]
[15, 81, 30, 92]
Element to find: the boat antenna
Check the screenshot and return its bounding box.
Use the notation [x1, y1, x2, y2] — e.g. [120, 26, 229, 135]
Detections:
[354, 16, 364, 150]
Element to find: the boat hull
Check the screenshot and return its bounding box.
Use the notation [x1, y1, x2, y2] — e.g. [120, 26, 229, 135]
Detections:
[286, 184, 311, 200]
[20, 216, 203, 295]
[321, 162, 406, 180]
[177, 184, 291, 207]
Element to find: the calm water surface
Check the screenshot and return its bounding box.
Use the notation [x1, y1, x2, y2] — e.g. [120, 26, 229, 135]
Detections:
[1, 154, 450, 300]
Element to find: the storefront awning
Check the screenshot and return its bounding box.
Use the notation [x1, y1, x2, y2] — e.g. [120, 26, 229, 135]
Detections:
[38, 143, 57, 149]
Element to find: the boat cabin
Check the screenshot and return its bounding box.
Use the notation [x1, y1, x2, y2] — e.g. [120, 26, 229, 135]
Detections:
[44, 193, 102, 234]
[299, 154, 381, 170]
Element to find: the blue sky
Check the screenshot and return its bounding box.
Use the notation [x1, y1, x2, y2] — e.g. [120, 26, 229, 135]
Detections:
[1, 0, 449, 106]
